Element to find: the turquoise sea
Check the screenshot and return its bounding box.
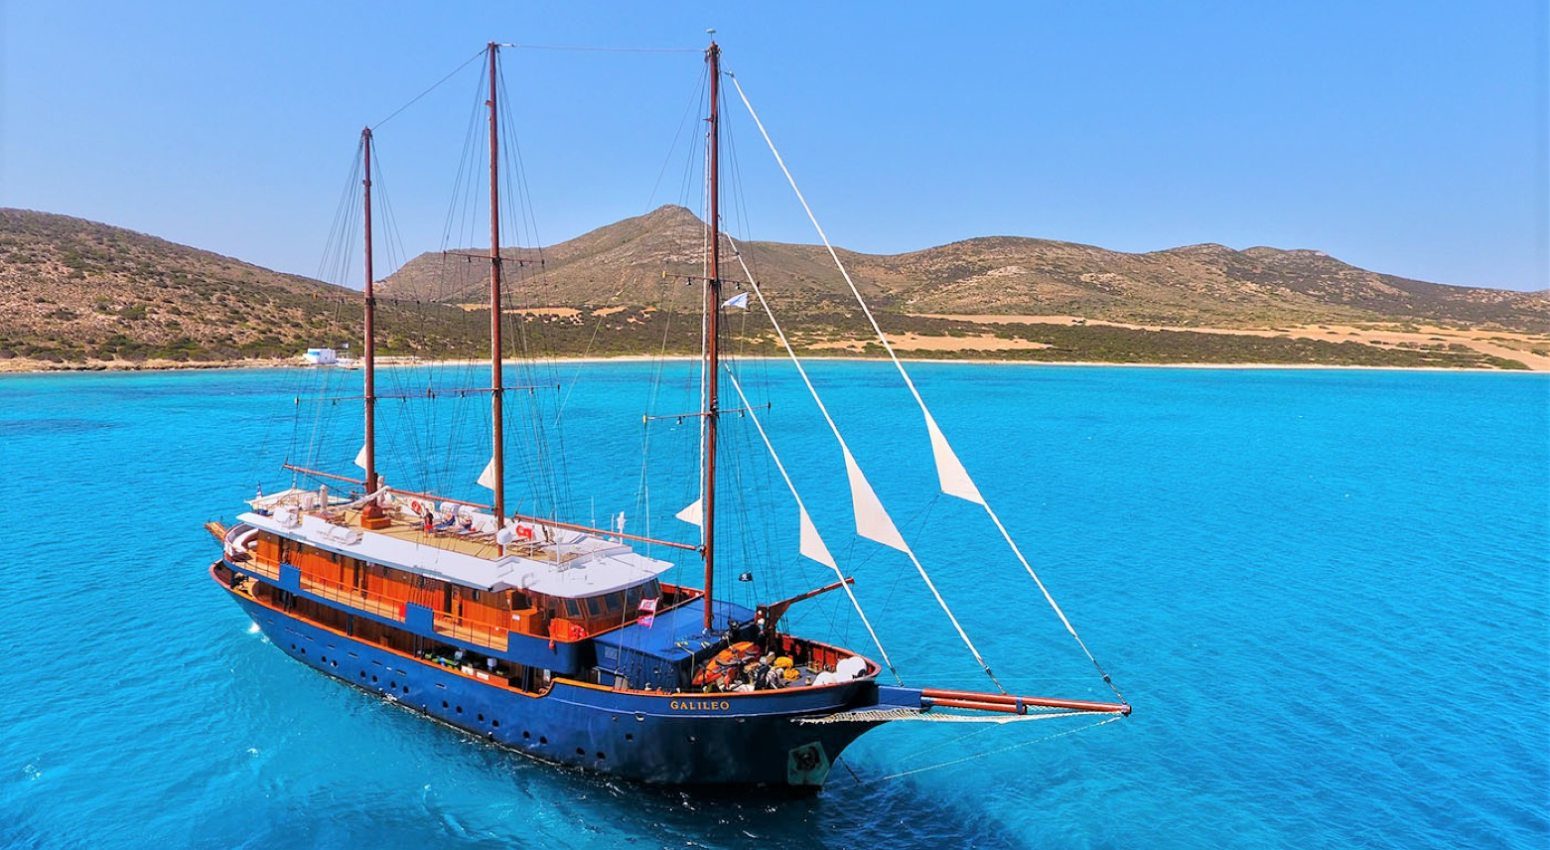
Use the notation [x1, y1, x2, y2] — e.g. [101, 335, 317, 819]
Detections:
[0, 362, 1545, 849]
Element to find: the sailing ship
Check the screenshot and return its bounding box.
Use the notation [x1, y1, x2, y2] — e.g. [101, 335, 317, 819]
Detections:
[206, 40, 1129, 789]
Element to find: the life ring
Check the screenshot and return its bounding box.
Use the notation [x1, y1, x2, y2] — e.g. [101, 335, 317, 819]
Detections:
[410, 499, 422, 514]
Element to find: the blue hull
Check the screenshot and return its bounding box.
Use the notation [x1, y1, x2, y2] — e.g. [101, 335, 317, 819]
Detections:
[225, 584, 885, 787]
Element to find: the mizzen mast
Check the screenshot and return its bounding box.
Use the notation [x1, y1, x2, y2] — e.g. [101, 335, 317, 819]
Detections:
[361, 127, 378, 494]
[701, 39, 722, 632]
[486, 42, 507, 523]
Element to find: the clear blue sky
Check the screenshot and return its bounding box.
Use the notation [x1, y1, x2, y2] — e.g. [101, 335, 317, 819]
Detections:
[2, 1, 1546, 291]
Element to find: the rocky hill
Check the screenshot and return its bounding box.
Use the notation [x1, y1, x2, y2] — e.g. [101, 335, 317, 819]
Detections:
[2, 206, 1545, 372]
[0, 209, 480, 365]
[381, 205, 1548, 332]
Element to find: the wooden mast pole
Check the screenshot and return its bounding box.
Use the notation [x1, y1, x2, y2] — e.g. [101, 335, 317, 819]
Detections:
[361, 127, 378, 494]
[702, 39, 721, 632]
[487, 42, 506, 524]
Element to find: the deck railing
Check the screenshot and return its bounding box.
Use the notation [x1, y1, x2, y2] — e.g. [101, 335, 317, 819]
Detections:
[232, 553, 280, 580]
[296, 571, 408, 622]
[433, 609, 508, 650]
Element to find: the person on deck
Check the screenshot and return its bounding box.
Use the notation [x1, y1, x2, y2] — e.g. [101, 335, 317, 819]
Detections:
[763, 664, 786, 690]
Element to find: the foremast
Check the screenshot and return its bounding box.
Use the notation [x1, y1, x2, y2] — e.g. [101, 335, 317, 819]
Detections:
[487, 42, 507, 525]
[361, 127, 378, 494]
[700, 39, 722, 632]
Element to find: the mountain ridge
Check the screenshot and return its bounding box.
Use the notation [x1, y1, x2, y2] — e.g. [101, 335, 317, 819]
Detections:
[380, 204, 1547, 332]
[2, 206, 1545, 372]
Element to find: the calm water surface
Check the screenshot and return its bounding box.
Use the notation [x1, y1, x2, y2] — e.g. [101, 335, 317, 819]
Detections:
[0, 363, 1545, 849]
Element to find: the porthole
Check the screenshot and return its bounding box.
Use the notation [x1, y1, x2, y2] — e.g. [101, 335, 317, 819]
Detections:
[359, 671, 366, 679]
[441, 700, 449, 709]
[455, 706, 463, 714]
[539, 736, 548, 745]
[522, 731, 531, 740]
[477, 713, 485, 722]
[389, 681, 396, 689]
[331, 660, 338, 668]
[575, 747, 585, 756]
[595, 752, 605, 760]
[371, 675, 378, 683]
[625, 733, 634, 742]
[402, 686, 409, 694]
[492, 719, 500, 728]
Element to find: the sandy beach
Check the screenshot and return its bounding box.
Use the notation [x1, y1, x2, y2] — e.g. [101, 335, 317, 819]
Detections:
[2, 350, 1545, 377]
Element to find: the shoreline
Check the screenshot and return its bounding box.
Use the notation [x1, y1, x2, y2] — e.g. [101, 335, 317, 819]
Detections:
[0, 353, 1543, 377]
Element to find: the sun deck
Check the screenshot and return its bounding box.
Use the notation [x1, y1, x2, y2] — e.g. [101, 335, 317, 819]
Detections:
[237, 494, 675, 598]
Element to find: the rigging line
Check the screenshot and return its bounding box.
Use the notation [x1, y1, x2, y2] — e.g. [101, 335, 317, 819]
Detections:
[724, 367, 901, 683]
[725, 234, 1006, 694]
[508, 43, 701, 54]
[373, 47, 486, 130]
[865, 714, 1123, 785]
[646, 65, 709, 209]
[729, 73, 1124, 703]
[495, 60, 544, 261]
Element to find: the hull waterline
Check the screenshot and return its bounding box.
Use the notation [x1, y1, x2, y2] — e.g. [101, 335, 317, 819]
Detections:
[219, 569, 885, 788]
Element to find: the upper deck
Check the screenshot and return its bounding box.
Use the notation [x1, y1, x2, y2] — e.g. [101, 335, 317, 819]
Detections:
[242, 488, 676, 598]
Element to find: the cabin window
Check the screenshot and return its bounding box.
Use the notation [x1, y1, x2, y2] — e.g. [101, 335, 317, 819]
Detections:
[585, 597, 603, 618]
[564, 599, 581, 618]
[511, 592, 530, 610]
[603, 593, 622, 613]
[471, 589, 481, 603]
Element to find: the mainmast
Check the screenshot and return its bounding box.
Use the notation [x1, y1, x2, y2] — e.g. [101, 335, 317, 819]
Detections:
[701, 39, 722, 631]
[361, 127, 378, 494]
[487, 42, 506, 523]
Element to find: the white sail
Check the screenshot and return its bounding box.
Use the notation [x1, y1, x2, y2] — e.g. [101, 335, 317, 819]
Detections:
[798, 505, 836, 569]
[924, 409, 984, 505]
[842, 447, 910, 553]
[353, 444, 368, 471]
[675, 498, 703, 527]
[476, 457, 498, 491]
[731, 74, 1122, 701]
